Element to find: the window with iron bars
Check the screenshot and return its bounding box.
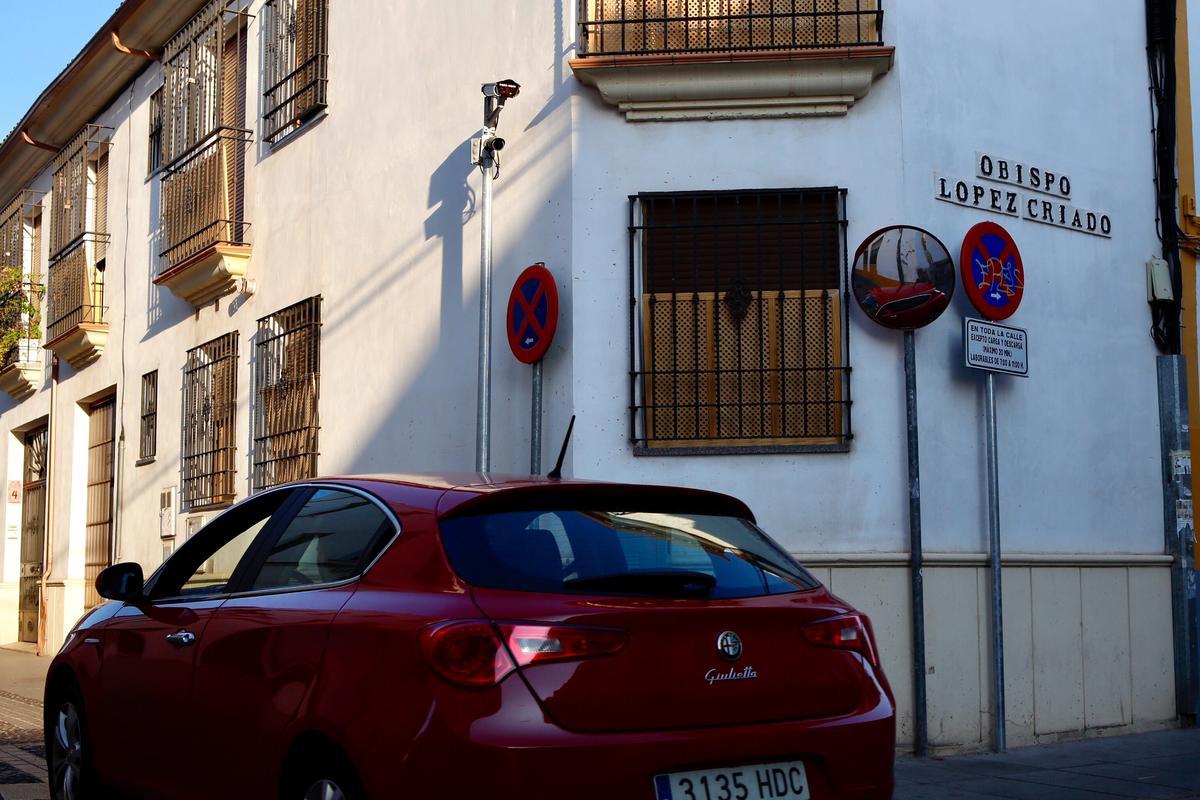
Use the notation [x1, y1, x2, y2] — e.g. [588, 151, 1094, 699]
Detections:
[148, 86, 163, 175]
[578, 0, 883, 57]
[263, 0, 329, 146]
[47, 126, 110, 343]
[159, 0, 250, 272]
[629, 189, 851, 453]
[0, 194, 44, 369]
[182, 332, 238, 509]
[253, 297, 321, 490]
[140, 371, 158, 462]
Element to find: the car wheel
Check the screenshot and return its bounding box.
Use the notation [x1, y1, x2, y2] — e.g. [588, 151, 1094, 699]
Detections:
[46, 687, 96, 800]
[303, 779, 348, 800]
[291, 759, 365, 800]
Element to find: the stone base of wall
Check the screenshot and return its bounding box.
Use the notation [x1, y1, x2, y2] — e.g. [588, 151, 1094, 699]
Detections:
[41, 581, 86, 656]
[797, 554, 1178, 755]
[0, 582, 16, 646]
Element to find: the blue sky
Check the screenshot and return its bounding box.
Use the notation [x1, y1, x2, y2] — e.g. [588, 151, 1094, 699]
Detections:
[0, 1, 123, 137]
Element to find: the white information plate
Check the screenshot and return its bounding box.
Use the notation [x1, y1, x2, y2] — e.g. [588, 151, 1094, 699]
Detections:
[964, 318, 1028, 377]
[654, 760, 809, 800]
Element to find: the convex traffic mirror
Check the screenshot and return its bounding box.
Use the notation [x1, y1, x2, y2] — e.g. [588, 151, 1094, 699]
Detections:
[852, 225, 956, 330]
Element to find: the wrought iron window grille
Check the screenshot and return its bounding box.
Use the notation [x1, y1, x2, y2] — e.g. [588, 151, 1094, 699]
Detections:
[629, 188, 852, 453]
[182, 332, 239, 509]
[46, 128, 111, 343]
[0, 192, 45, 367]
[578, 0, 883, 57]
[262, 0, 329, 146]
[140, 371, 159, 462]
[253, 296, 321, 491]
[159, 0, 252, 272]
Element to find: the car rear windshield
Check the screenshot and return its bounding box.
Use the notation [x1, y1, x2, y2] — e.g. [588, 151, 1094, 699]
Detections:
[438, 510, 818, 599]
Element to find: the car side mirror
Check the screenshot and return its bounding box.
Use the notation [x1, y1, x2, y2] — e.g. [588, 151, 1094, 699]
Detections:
[96, 562, 145, 602]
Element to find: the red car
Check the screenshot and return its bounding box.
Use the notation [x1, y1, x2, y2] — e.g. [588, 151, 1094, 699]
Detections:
[44, 474, 895, 800]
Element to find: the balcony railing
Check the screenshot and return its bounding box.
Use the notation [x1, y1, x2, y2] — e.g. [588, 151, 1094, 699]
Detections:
[159, 129, 250, 270]
[577, 0, 883, 57]
[0, 280, 43, 370]
[46, 242, 105, 343]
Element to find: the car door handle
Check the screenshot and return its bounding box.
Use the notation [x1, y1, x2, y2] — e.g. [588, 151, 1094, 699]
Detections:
[165, 630, 196, 647]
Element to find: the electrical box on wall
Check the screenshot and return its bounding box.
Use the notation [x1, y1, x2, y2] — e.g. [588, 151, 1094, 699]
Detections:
[1147, 257, 1174, 302]
[185, 515, 206, 541]
[159, 487, 176, 539]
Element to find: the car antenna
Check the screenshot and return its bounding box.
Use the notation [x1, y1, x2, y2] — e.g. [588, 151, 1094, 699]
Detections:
[547, 415, 576, 480]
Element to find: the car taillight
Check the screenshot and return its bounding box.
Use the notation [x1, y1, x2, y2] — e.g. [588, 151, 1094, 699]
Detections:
[419, 621, 514, 688]
[802, 613, 880, 668]
[419, 621, 627, 688]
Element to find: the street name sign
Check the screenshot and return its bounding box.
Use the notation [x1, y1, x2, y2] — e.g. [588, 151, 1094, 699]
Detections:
[964, 318, 1028, 377]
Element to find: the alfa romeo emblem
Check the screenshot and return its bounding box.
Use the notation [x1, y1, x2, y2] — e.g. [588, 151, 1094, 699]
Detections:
[716, 630, 742, 661]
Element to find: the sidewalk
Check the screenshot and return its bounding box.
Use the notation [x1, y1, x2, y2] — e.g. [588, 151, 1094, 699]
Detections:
[0, 648, 49, 800]
[896, 728, 1200, 799]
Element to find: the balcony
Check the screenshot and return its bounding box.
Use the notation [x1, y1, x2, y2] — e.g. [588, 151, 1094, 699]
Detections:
[155, 1, 252, 307]
[44, 242, 107, 369]
[155, 130, 251, 306]
[571, 0, 893, 121]
[0, 280, 44, 401]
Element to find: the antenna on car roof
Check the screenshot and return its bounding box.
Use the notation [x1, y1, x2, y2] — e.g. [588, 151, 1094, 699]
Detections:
[547, 415, 576, 480]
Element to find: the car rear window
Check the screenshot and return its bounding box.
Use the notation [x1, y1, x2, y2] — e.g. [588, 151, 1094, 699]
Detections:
[438, 510, 818, 599]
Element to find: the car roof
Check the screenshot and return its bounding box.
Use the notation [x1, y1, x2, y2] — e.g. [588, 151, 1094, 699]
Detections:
[305, 473, 757, 522]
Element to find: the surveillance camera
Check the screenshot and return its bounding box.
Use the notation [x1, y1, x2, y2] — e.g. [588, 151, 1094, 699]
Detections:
[486, 137, 506, 152]
[482, 79, 521, 100]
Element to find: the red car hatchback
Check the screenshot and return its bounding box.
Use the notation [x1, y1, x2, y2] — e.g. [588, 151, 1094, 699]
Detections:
[44, 474, 895, 800]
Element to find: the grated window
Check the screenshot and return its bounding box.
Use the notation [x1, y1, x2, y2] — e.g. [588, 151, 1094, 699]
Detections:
[182, 332, 239, 509]
[578, 0, 883, 56]
[263, 0, 329, 145]
[253, 296, 321, 490]
[630, 189, 852, 452]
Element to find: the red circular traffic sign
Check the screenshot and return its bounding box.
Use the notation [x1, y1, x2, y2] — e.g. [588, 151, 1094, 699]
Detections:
[506, 263, 559, 364]
[960, 222, 1024, 321]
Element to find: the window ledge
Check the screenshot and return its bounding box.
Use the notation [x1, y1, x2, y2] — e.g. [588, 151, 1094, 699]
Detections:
[633, 442, 850, 457]
[571, 46, 894, 122]
[0, 361, 42, 401]
[154, 244, 252, 307]
[44, 324, 108, 370]
[135, 456, 156, 467]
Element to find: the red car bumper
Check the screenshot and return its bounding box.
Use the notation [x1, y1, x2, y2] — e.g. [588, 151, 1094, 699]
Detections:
[364, 673, 896, 799]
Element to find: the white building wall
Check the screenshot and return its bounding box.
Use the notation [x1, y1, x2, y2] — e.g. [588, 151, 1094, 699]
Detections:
[0, 0, 1181, 753]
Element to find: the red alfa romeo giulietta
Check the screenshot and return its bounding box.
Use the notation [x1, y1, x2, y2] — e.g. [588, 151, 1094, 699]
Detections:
[44, 474, 895, 800]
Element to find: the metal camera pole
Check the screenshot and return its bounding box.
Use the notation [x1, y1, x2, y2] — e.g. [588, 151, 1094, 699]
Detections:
[476, 116, 494, 474]
[472, 80, 519, 473]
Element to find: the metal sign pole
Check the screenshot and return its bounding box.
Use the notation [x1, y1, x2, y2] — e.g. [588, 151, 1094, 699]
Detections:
[904, 330, 929, 758]
[475, 102, 495, 474]
[531, 360, 543, 474]
[984, 370, 1007, 752]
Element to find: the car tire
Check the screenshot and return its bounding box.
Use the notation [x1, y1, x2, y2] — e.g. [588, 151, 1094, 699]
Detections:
[45, 684, 100, 800]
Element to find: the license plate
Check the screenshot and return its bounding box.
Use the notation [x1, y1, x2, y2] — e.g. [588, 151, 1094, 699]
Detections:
[654, 760, 809, 800]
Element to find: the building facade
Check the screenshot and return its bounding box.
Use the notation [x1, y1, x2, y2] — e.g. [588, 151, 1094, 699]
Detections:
[0, 0, 1194, 755]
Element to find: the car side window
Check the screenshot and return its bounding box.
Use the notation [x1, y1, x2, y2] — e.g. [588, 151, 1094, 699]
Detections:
[248, 489, 393, 591]
[149, 490, 294, 600]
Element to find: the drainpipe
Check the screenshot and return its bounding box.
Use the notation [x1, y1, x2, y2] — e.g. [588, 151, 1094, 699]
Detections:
[113, 429, 124, 565]
[1172, 0, 1200, 723]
